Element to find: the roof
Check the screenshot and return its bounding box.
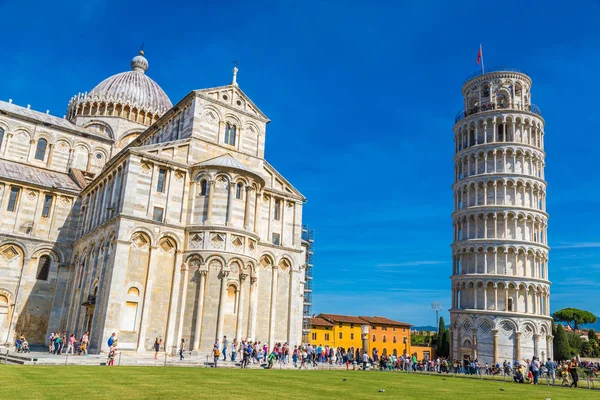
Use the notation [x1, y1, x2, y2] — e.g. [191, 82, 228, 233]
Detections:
[359, 316, 412, 327]
[0, 100, 106, 139]
[0, 159, 81, 192]
[88, 53, 172, 114]
[310, 317, 334, 327]
[194, 154, 266, 183]
[318, 314, 367, 325]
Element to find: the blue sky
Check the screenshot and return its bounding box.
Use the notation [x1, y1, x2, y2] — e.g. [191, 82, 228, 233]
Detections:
[1, 0, 599, 327]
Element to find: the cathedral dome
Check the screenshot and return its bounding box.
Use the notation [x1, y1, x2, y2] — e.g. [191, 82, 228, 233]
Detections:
[67, 51, 172, 127]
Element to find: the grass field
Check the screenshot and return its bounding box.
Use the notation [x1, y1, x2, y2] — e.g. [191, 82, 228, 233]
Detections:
[0, 365, 597, 399]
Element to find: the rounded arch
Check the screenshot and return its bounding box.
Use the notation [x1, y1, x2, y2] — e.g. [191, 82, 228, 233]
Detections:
[156, 231, 182, 250]
[73, 141, 92, 154]
[205, 254, 226, 270]
[259, 253, 275, 268]
[185, 254, 204, 265]
[129, 230, 153, 249]
[0, 119, 11, 133]
[223, 113, 242, 127]
[117, 130, 144, 148]
[0, 241, 27, 260]
[35, 131, 55, 144]
[30, 247, 61, 264]
[127, 226, 154, 244]
[83, 121, 114, 139]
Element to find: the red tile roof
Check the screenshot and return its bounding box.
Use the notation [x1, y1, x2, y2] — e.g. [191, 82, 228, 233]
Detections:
[359, 316, 412, 327]
[318, 313, 366, 325]
[310, 317, 334, 327]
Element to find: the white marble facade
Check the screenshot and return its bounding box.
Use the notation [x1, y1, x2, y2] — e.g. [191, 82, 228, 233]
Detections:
[450, 70, 553, 364]
[0, 52, 306, 354]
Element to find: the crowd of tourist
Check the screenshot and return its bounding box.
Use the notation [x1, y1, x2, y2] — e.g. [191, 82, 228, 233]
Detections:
[16, 331, 600, 389]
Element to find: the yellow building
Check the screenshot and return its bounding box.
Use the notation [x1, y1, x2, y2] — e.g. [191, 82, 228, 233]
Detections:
[309, 314, 413, 357]
[359, 316, 411, 357]
[309, 316, 335, 347]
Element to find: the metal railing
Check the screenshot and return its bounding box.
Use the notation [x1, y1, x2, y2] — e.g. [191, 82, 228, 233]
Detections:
[455, 103, 542, 123]
[464, 67, 529, 84]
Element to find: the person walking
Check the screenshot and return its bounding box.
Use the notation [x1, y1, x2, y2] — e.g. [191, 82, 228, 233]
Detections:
[231, 338, 237, 362]
[107, 340, 117, 366]
[80, 332, 89, 356]
[530, 357, 540, 384]
[65, 334, 76, 355]
[222, 336, 229, 361]
[569, 357, 579, 388]
[153, 337, 162, 361]
[179, 338, 185, 361]
[107, 332, 117, 348]
[545, 358, 556, 385]
[212, 340, 220, 368]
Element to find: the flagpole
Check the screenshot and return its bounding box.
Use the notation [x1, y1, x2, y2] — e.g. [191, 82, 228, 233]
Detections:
[480, 44, 485, 74]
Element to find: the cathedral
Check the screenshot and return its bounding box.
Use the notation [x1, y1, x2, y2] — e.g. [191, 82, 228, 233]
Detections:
[0, 51, 307, 354]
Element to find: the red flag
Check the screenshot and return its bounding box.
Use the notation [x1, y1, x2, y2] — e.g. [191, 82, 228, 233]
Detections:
[477, 45, 482, 65]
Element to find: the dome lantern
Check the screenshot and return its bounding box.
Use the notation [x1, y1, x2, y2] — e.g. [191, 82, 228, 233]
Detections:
[66, 50, 172, 127]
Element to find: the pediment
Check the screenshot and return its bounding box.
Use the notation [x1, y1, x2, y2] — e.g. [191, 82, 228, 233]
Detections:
[195, 85, 269, 122]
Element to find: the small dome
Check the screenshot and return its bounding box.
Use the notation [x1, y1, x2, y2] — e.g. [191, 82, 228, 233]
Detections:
[87, 51, 172, 113]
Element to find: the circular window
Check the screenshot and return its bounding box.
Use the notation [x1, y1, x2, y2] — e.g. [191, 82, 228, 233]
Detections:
[96, 153, 103, 159]
[223, 95, 229, 100]
[236, 100, 242, 106]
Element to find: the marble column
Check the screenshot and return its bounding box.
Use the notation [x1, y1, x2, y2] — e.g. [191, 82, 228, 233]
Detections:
[471, 328, 478, 359]
[247, 277, 258, 341]
[176, 263, 190, 349]
[533, 334, 540, 358]
[226, 182, 235, 226]
[492, 329, 499, 363]
[205, 180, 215, 224]
[215, 270, 229, 343]
[192, 270, 207, 350]
[235, 273, 248, 341]
[136, 245, 157, 352]
[515, 332, 522, 360]
[244, 187, 253, 230]
[165, 251, 183, 351]
[268, 266, 278, 346]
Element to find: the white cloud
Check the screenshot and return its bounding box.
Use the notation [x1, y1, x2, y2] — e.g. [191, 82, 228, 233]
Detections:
[553, 242, 600, 249]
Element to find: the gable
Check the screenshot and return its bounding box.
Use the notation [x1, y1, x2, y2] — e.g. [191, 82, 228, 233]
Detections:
[263, 161, 305, 201]
[195, 85, 269, 122]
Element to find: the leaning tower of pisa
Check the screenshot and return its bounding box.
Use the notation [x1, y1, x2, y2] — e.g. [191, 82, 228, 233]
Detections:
[450, 69, 553, 365]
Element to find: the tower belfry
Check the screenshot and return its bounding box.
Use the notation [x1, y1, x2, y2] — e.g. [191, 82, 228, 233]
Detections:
[450, 69, 553, 364]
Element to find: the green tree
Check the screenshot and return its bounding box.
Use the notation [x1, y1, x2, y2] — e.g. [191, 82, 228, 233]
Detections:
[441, 330, 450, 358]
[552, 308, 598, 330]
[437, 317, 447, 350]
[554, 324, 570, 361]
[580, 341, 594, 357]
[588, 329, 598, 343]
[567, 332, 583, 356]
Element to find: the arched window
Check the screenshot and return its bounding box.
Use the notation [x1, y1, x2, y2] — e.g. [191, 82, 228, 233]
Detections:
[372, 335, 376, 342]
[36, 255, 51, 281]
[482, 85, 490, 97]
[200, 179, 208, 195]
[383, 335, 387, 343]
[235, 183, 243, 199]
[86, 123, 113, 138]
[224, 123, 236, 146]
[121, 287, 139, 331]
[393, 336, 397, 343]
[225, 285, 237, 314]
[35, 138, 48, 161]
[497, 93, 507, 108]
[0, 127, 4, 148]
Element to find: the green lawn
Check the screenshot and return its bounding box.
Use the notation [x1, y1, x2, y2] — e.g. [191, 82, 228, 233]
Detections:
[0, 365, 597, 399]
